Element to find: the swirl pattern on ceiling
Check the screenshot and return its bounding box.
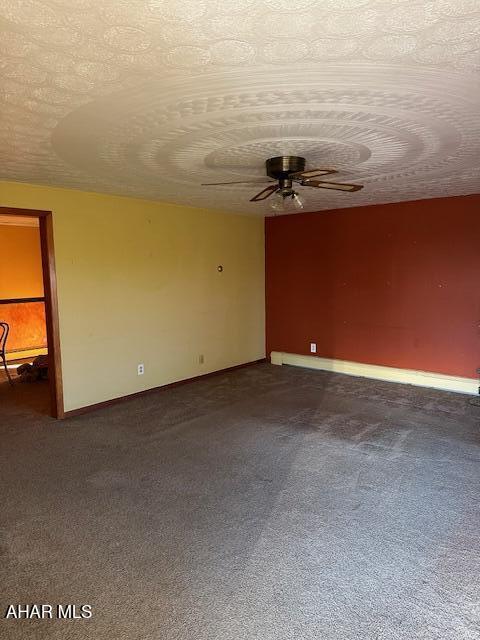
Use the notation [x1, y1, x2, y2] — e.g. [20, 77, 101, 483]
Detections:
[1, 0, 479, 214]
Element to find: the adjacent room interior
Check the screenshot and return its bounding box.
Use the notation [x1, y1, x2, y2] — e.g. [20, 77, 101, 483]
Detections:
[0, 214, 50, 409]
[1, 1, 479, 639]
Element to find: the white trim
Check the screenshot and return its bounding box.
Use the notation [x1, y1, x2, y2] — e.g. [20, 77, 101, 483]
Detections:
[270, 351, 478, 395]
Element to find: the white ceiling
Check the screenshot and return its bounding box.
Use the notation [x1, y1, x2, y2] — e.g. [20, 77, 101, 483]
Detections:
[1, 0, 479, 215]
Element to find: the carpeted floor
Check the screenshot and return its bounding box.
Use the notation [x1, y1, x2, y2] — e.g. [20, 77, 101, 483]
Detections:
[1, 363, 480, 639]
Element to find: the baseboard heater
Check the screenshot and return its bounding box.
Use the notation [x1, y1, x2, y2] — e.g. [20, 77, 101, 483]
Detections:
[270, 351, 477, 395]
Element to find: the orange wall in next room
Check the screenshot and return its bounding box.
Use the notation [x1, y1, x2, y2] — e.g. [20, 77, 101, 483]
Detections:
[0, 224, 44, 299]
[265, 194, 480, 379]
[0, 224, 46, 355]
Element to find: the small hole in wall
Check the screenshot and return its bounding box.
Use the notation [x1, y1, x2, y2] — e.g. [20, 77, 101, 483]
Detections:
[217, 265, 223, 272]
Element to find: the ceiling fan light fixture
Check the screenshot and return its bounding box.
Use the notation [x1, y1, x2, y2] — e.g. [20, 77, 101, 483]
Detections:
[270, 189, 304, 213]
[205, 155, 363, 205]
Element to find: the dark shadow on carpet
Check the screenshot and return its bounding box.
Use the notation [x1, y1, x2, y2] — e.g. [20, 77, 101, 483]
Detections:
[1, 363, 479, 639]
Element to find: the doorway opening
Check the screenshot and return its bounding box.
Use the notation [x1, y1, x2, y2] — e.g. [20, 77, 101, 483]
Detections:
[0, 207, 63, 418]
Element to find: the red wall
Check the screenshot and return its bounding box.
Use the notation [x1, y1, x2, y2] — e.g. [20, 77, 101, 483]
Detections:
[265, 194, 480, 378]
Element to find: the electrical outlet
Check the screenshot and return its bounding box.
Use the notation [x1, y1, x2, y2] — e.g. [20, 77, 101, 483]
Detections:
[310, 343, 317, 354]
[199, 354, 204, 365]
[137, 363, 144, 375]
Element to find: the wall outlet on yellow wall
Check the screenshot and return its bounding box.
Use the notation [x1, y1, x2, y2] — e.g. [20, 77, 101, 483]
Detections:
[199, 354, 205, 365]
[137, 363, 145, 375]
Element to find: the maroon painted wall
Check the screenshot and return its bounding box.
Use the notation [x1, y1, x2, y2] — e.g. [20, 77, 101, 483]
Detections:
[265, 194, 480, 378]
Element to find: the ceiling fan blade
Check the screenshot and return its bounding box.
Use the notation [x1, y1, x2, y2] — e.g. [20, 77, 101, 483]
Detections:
[250, 184, 279, 202]
[201, 180, 273, 186]
[291, 168, 337, 180]
[303, 179, 363, 192]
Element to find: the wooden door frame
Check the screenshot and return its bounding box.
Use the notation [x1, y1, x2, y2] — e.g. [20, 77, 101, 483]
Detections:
[0, 206, 64, 418]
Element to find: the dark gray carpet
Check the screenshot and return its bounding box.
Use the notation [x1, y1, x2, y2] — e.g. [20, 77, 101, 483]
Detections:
[1, 363, 480, 639]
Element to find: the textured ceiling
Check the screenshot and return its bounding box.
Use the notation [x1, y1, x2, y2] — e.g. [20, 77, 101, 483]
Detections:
[1, 1, 479, 216]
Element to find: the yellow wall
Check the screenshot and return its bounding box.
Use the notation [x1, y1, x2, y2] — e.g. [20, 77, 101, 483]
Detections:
[0, 224, 44, 299]
[0, 181, 265, 412]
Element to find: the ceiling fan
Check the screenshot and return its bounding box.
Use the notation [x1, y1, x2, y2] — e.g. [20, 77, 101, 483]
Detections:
[202, 156, 363, 211]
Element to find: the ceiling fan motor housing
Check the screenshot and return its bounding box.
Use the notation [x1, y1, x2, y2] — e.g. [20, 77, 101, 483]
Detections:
[266, 156, 306, 179]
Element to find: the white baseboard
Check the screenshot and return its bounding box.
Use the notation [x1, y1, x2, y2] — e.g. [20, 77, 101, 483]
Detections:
[270, 351, 478, 395]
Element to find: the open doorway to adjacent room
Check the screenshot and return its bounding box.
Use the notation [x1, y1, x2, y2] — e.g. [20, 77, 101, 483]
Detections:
[0, 207, 63, 418]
